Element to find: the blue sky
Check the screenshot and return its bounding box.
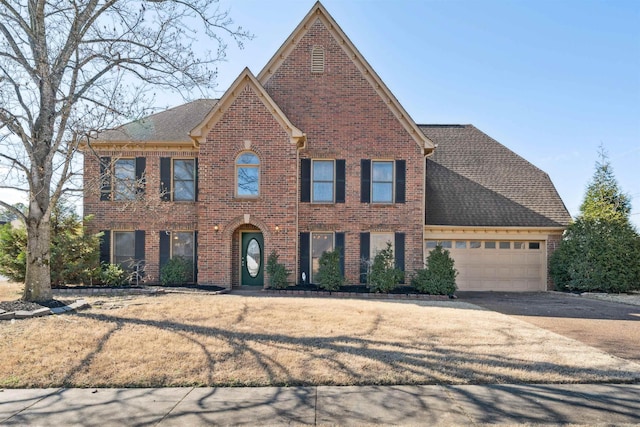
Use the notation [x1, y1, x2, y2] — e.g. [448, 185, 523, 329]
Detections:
[182, 0, 638, 228]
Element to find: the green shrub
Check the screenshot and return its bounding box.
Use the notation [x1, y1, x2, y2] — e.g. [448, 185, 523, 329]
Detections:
[368, 243, 403, 293]
[315, 248, 345, 291]
[160, 256, 192, 286]
[266, 250, 291, 289]
[0, 223, 27, 282]
[412, 245, 458, 295]
[0, 203, 100, 285]
[550, 218, 640, 293]
[100, 263, 128, 286]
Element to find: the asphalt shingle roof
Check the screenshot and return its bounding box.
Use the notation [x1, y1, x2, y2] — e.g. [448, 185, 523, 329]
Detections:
[420, 124, 571, 228]
[96, 99, 217, 142]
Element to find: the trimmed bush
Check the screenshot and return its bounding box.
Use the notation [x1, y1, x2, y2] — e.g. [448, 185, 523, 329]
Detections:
[266, 250, 291, 289]
[160, 256, 192, 286]
[412, 245, 458, 295]
[100, 263, 128, 286]
[315, 248, 345, 291]
[368, 243, 403, 293]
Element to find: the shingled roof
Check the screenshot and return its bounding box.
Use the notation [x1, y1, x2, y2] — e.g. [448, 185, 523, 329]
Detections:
[420, 124, 571, 228]
[96, 99, 217, 142]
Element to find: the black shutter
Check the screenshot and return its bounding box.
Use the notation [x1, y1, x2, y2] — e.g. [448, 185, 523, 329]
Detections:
[359, 232, 370, 283]
[395, 160, 406, 204]
[160, 157, 171, 201]
[194, 158, 199, 202]
[335, 232, 345, 276]
[135, 230, 145, 264]
[135, 157, 146, 196]
[335, 159, 346, 203]
[301, 158, 311, 202]
[100, 157, 111, 201]
[395, 232, 405, 284]
[299, 232, 310, 284]
[360, 159, 370, 203]
[159, 231, 170, 275]
[99, 230, 111, 265]
[193, 231, 198, 283]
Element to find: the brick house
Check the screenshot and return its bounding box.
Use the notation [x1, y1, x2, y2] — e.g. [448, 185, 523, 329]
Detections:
[83, 2, 570, 292]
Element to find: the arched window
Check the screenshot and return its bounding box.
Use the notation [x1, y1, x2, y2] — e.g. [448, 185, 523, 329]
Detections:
[236, 152, 260, 196]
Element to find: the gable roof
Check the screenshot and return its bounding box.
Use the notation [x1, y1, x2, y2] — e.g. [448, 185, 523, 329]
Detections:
[190, 68, 305, 146]
[257, 1, 434, 154]
[93, 99, 217, 146]
[421, 124, 571, 228]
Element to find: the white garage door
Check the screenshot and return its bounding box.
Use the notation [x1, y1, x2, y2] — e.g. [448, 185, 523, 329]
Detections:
[425, 240, 546, 291]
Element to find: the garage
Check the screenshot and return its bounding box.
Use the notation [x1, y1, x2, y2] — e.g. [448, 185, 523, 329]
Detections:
[425, 239, 546, 292]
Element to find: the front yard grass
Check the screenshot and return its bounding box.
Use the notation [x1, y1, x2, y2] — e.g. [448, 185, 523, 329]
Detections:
[1, 281, 639, 388]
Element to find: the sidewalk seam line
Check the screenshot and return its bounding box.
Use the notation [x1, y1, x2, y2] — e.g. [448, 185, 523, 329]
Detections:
[442, 385, 478, 426]
[314, 386, 318, 426]
[0, 387, 64, 424]
[154, 387, 195, 426]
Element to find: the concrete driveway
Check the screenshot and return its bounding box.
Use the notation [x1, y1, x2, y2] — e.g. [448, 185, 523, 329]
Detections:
[458, 292, 640, 363]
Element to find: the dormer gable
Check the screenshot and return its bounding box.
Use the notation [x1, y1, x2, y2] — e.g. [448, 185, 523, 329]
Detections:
[190, 68, 306, 148]
[258, 1, 434, 154]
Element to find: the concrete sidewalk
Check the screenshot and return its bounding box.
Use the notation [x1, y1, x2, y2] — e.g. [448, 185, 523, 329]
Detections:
[1, 384, 639, 426]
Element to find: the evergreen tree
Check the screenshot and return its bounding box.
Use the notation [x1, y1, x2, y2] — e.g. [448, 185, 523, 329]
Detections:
[579, 146, 631, 223]
[550, 146, 640, 292]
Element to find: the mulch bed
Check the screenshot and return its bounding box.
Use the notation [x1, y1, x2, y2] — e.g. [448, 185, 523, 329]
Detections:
[279, 284, 438, 295]
[0, 299, 72, 313]
[157, 284, 227, 292]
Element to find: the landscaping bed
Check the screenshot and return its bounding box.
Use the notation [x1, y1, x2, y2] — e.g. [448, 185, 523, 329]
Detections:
[269, 284, 453, 296]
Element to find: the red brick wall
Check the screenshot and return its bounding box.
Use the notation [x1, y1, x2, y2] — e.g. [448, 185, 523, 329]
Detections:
[263, 19, 425, 284]
[197, 84, 299, 287]
[84, 150, 199, 283]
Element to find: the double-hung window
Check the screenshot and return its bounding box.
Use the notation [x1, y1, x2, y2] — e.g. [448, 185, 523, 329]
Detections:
[312, 160, 334, 202]
[159, 230, 198, 283]
[100, 157, 146, 201]
[311, 232, 334, 282]
[371, 161, 394, 203]
[173, 159, 196, 201]
[300, 159, 345, 203]
[113, 159, 136, 201]
[99, 230, 146, 275]
[360, 159, 405, 204]
[160, 158, 197, 201]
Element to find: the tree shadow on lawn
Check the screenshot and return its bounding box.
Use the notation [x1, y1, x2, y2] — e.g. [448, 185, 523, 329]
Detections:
[65, 311, 640, 389]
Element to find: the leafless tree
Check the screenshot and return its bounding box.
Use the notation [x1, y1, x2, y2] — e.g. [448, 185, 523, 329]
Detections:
[0, 0, 250, 301]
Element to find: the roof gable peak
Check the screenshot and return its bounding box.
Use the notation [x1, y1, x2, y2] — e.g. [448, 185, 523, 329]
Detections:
[190, 68, 305, 147]
[257, 2, 434, 153]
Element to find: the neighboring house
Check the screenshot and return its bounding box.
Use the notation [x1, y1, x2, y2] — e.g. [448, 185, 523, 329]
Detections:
[82, 2, 570, 292]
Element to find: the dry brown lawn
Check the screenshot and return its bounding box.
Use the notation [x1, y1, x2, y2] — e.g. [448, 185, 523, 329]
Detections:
[1, 281, 639, 388]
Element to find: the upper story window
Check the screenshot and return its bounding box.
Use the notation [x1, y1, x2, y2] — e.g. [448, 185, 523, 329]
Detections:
[301, 159, 345, 203]
[160, 158, 197, 202]
[360, 159, 405, 204]
[372, 161, 394, 203]
[113, 159, 136, 201]
[312, 160, 334, 202]
[173, 159, 196, 201]
[236, 152, 260, 197]
[100, 156, 145, 201]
